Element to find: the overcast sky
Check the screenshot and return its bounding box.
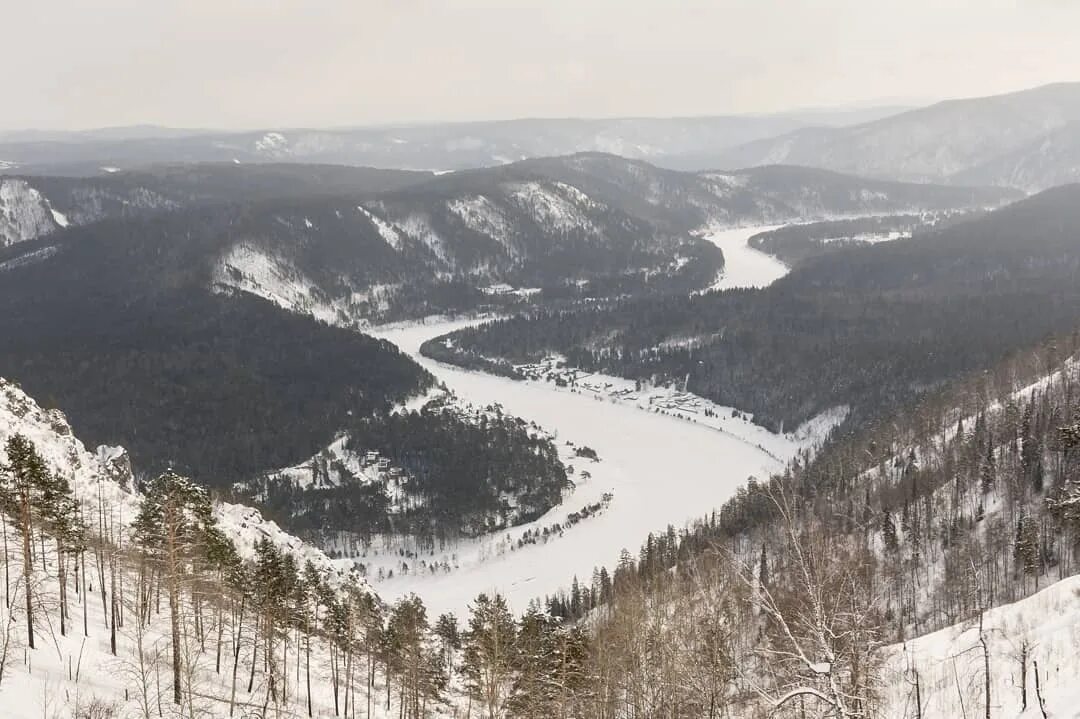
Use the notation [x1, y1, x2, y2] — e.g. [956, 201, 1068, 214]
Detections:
[8, 0, 1080, 131]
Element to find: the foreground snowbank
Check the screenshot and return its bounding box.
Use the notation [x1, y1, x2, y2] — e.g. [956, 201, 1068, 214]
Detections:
[882, 575, 1080, 718]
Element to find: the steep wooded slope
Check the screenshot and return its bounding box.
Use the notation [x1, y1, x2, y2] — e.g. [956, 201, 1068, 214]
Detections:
[426, 185, 1080, 433]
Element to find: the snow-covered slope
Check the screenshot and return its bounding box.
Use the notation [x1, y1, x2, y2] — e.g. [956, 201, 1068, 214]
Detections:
[0, 376, 369, 593]
[714, 82, 1080, 189]
[955, 121, 1080, 192]
[882, 575, 1080, 718]
[0, 378, 464, 719]
[0, 178, 59, 247]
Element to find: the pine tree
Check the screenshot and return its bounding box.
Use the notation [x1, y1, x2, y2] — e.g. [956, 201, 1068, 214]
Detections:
[0, 434, 67, 650]
[1015, 516, 1039, 585]
[509, 606, 556, 718]
[598, 566, 612, 604]
[132, 469, 218, 706]
[434, 612, 460, 676]
[46, 471, 86, 638]
[462, 592, 517, 719]
[386, 594, 433, 719]
[881, 510, 899, 554]
[981, 444, 996, 494]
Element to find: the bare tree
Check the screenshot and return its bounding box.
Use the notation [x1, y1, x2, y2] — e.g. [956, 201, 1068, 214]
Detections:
[735, 484, 885, 718]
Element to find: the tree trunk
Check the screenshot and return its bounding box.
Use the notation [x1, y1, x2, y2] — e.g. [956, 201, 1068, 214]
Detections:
[306, 635, 312, 718]
[20, 484, 35, 650]
[166, 502, 183, 706]
[229, 594, 245, 717]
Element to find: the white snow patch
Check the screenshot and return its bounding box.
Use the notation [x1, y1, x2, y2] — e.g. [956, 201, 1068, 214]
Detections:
[882, 575, 1080, 718]
[254, 131, 289, 156]
[0, 178, 57, 247]
[447, 195, 519, 257]
[396, 213, 453, 267]
[507, 181, 596, 233]
[214, 243, 341, 325]
[357, 205, 405, 251]
[49, 207, 69, 228]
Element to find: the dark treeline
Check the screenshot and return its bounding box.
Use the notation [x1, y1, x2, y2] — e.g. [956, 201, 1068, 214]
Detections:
[746, 211, 981, 267]
[0, 207, 438, 486]
[0, 288, 434, 487]
[425, 185, 1080, 434]
[252, 402, 570, 543]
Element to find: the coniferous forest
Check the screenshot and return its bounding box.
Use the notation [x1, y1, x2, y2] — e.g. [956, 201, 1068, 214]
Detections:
[425, 185, 1080, 433]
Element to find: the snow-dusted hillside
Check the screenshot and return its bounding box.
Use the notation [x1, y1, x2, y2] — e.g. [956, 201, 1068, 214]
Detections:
[882, 575, 1080, 718]
[955, 121, 1080, 192]
[206, 156, 1013, 326]
[0, 377, 482, 719]
[0, 178, 60, 247]
[714, 82, 1080, 190]
[0, 165, 430, 250]
[0, 376, 369, 596]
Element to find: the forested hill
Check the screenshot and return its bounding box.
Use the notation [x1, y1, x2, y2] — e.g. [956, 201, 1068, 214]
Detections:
[0, 163, 433, 248]
[0, 197, 439, 485]
[536, 325, 1080, 718]
[424, 185, 1080, 434]
[2, 154, 1010, 323]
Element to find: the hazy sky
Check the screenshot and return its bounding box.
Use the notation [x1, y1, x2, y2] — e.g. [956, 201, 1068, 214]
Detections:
[8, 0, 1080, 131]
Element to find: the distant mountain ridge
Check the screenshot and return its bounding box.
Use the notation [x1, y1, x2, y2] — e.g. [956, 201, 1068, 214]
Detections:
[0, 107, 908, 176]
[712, 82, 1080, 191]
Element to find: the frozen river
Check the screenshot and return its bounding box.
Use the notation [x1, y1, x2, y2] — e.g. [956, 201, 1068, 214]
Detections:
[366, 226, 811, 615]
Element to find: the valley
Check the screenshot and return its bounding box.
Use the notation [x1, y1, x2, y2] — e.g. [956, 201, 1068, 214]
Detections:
[11, 6, 1080, 716]
[361, 227, 838, 615]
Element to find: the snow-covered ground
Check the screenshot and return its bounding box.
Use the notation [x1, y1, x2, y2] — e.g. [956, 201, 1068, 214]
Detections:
[881, 575, 1080, 718]
[364, 226, 830, 616]
[697, 225, 788, 290]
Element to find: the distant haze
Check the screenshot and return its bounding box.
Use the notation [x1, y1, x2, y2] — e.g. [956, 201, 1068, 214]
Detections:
[8, 0, 1080, 131]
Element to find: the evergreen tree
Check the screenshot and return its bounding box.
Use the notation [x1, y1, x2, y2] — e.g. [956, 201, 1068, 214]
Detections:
[1015, 516, 1040, 584]
[0, 434, 58, 650]
[132, 469, 218, 706]
[433, 612, 460, 675]
[386, 594, 436, 719]
[462, 592, 517, 719]
[509, 606, 556, 718]
[881, 510, 899, 554]
[980, 444, 996, 494]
